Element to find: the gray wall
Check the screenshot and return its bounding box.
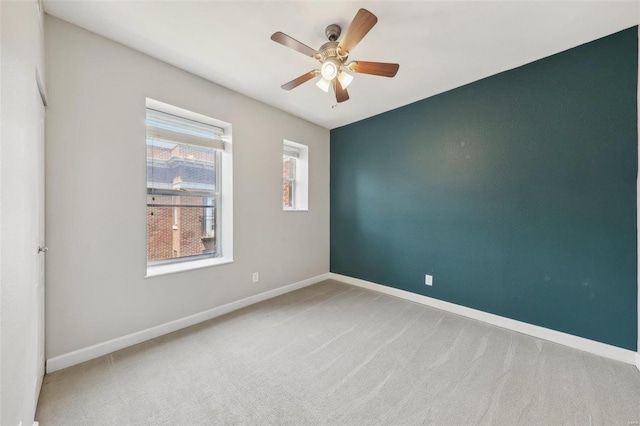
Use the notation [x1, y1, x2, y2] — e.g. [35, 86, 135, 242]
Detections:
[45, 16, 329, 359]
[1, 1, 46, 424]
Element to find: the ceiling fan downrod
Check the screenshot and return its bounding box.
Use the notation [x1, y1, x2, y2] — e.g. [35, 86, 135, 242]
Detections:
[325, 24, 341, 42]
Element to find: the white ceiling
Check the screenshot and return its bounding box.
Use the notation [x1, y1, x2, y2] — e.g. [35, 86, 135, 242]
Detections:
[44, 1, 639, 129]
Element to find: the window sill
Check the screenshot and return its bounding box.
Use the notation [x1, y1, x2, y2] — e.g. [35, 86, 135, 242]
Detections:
[145, 257, 233, 278]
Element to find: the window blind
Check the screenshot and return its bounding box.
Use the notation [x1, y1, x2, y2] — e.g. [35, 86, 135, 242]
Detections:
[146, 108, 225, 151]
[283, 145, 300, 158]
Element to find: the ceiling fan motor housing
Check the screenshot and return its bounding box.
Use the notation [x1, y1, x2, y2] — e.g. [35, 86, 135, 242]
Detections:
[318, 41, 347, 64]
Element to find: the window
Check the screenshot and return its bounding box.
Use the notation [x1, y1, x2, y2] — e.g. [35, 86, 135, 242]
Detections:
[282, 140, 308, 211]
[146, 99, 233, 276]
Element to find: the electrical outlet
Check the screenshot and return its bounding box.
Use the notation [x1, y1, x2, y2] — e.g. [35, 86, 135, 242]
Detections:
[252, 272, 259, 283]
[425, 274, 433, 286]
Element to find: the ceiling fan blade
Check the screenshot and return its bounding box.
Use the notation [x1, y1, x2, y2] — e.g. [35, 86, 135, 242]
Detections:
[334, 79, 350, 103]
[348, 61, 399, 77]
[271, 32, 318, 58]
[281, 71, 319, 90]
[338, 9, 378, 54]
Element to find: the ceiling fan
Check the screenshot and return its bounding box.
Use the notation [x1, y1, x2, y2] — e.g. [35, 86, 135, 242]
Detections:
[271, 8, 399, 103]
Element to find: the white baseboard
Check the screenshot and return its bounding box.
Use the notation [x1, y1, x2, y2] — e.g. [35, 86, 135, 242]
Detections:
[330, 273, 637, 366]
[46, 273, 331, 373]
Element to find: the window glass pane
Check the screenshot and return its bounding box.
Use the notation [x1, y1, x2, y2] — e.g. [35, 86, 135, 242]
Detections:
[147, 142, 218, 193]
[147, 136, 220, 263]
[283, 156, 295, 180]
[147, 197, 218, 262]
[283, 181, 294, 208]
[283, 156, 296, 208]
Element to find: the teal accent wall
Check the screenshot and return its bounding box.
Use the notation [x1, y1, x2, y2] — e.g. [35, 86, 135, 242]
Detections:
[330, 27, 638, 351]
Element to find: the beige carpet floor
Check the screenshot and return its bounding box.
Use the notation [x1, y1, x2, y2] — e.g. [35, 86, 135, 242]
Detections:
[36, 280, 640, 425]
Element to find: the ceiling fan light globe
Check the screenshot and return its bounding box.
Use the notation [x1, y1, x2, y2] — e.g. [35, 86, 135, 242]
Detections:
[320, 60, 339, 80]
[337, 71, 354, 89]
[316, 77, 331, 92]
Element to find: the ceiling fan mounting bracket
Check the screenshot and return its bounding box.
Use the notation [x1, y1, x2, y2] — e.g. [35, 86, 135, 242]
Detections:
[325, 24, 341, 42]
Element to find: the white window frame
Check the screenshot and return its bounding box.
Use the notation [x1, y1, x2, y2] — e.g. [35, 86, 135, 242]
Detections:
[283, 139, 308, 211]
[146, 98, 233, 278]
